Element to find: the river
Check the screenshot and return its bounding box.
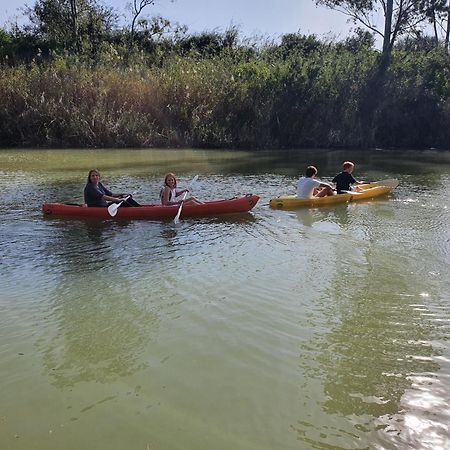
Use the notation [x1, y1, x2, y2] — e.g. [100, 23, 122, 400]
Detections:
[1, 148, 449, 450]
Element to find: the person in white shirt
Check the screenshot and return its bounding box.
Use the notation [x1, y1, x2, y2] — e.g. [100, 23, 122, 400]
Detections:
[297, 166, 334, 198]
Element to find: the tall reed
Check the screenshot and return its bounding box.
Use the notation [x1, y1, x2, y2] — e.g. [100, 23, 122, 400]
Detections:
[1, 42, 450, 149]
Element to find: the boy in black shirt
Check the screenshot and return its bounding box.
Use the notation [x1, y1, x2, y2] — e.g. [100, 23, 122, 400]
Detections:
[332, 161, 364, 194]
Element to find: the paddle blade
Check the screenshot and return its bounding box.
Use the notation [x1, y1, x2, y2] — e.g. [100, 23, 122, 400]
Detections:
[173, 177, 197, 224]
[173, 204, 183, 224]
[173, 192, 188, 224]
[108, 202, 120, 216]
[108, 195, 130, 217]
[373, 179, 399, 189]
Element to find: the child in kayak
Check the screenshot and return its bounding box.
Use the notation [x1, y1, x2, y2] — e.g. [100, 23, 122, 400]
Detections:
[84, 169, 140, 207]
[332, 161, 364, 194]
[160, 173, 202, 206]
[297, 166, 334, 198]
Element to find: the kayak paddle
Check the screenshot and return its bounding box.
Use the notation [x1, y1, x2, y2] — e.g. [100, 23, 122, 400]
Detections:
[341, 190, 363, 195]
[371, 179, 399, 189]
[108, 195, 130, 217]
[174, 175, 199, 224]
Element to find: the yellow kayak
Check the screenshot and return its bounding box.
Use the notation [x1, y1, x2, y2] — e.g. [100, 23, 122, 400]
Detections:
[269, 179, 399, 209]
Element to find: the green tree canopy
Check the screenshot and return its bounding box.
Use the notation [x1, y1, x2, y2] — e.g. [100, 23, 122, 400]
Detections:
[316, 0, 421, 64]
[24, 0, 117, 52]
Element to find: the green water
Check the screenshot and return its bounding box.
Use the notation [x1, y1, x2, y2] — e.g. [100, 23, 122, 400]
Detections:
[1, 148, 449, 450]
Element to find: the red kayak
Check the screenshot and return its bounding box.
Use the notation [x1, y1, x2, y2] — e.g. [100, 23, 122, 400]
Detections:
[42, 195, 259, 219]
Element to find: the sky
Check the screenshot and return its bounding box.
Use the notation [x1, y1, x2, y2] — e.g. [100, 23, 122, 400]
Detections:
[0, 0, 355, 41]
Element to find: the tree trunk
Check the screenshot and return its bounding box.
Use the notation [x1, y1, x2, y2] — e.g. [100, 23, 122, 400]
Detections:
[358, 0, 393, 147]
[382, 0, 393, 67]
[129, 14, 138, 49]
[432, 1, 439, 45]
[446, 5, 450, 52]
[69, 0, 79, 52]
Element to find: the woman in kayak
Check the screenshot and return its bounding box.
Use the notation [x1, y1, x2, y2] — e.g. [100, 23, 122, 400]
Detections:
[297, 166, 334, 198]
[84, 169, 140, 207]
[160, 173, 202, 206]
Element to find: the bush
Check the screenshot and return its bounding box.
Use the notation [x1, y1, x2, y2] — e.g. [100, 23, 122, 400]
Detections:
[1, 31, 450, 149]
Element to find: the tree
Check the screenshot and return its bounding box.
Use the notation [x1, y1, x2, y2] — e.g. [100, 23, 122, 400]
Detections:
[342, 28, 375, 51]
[129, 0, 156, 49]
[127, 1, 188, 52]
[69, 0, 78, 49]
[25, 0, 117, 53]
[416, 0, 450, 48]
[176, 27, 240, 57]
[0, 28, 13, 60]
[315, 0, 430, 146]
[316, 0, 420, 67]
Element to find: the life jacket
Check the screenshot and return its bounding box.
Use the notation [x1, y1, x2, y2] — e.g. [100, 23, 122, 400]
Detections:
[160, 187, 176, 203]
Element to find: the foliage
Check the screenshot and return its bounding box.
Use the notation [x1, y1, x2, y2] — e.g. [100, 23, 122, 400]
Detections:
[415, 0, 449, 43]
[1, 24, 450, 149]
[316, 0, 423, 62]
[23, 0, 118, 54]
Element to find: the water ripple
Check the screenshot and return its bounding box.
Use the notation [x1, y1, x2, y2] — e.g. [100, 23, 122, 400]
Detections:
[1, 151, 450, 450]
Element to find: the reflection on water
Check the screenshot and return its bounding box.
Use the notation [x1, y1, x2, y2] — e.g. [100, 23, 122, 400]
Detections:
[0, 148, 449, 450]
[35, 220, 159, 387]
[40, 280, 156, 387]
[295, 205, 352, 229]
[292, 189, 450, 448]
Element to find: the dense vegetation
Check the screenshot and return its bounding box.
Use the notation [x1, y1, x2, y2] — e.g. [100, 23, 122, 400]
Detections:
[1, 0, 450, 149]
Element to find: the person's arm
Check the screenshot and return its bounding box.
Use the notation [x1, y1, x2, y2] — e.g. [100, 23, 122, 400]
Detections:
[105, 186, 128, 198]
[175, 188, 189, 197]
[319, 180, 333, 189]
[85, 183, 115, 204]
[103, 194, 123, 203]
[349, 174, 358, 185]
[101, 185, 124, 202]
[99, 183, 113, 197]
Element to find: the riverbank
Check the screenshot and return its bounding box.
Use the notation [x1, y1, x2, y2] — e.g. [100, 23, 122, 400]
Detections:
[2, 37, 450, 149]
